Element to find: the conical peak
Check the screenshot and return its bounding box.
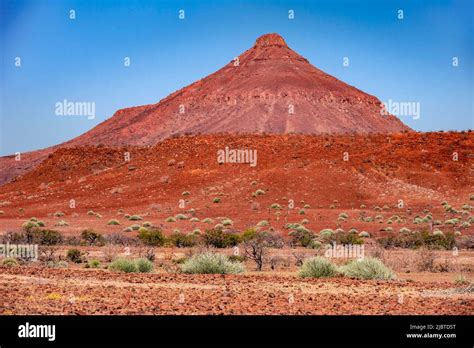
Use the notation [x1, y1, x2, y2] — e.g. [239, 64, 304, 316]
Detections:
[254, 33, 287, 48]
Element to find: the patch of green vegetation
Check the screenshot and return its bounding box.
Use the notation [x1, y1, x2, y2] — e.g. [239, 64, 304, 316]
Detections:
[299, 257, 339, 278]
[339, 257, 395, 280]
[138, 228, 165, 246]
[180, 253, 245, 274]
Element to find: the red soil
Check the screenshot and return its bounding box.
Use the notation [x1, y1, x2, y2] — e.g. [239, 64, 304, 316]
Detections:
[1, 266, 472, 315]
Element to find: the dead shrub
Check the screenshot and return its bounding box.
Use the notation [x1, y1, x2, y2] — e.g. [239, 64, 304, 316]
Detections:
[415, 248, 436, 272]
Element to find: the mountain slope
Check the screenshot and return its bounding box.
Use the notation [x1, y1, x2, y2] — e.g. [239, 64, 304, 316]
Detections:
[67, 33, 409, 147]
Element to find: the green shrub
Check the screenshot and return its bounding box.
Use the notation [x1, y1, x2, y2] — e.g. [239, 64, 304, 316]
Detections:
[138, 227, 149, 234]
[228, 255, 247, 263]
[131, 224, 140, 231]
[338, 212, 348, 220]
[135, 258, 154, 273]
[319, 228, 334, 239]
[55, 220, 69, 227]
[169, 232, 198, 248]
[299, 257, 339, 278]
[67, 249, 82, 263]
[270, 203, 281, 210]
[2, 257, 19, 267]
[175, 213, 188, 220]
[359, 231, 370, 238]
[107, 219, 120, 225]
[332, 231, 363, 245]
[189, 217, 200, 222]
[180, 253, 245, 274]
[213, 197, 221, 203]
[87, 259, 101, 268]
[81, 229, 104, 246]
[138, 228, 165, 246]
[445, 219, 458, 226]
[182, 191, 191, 196]
[165, 216, 176, 222]
[203, 229, 241, 248]
[222, 218, 233, 226]
[377, 230, 455, 250]
[289, 229, 315, 247]
[109, 258, 138, 273]
[340, 257, 395, 280]
[129, 215, 143, 221]
[257, 220, 269, 227]
[142, 221, 153, 227]
[22, 221, 39, 230]
[33, 229, 63, 245]
[454, 274, 468, 285]
[202, 218, 213, 224]
[254, 189, 265, 196]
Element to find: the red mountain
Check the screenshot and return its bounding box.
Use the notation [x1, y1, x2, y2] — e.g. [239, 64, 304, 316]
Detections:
[68, 33, 409, 146]
[0, 33, 410, 184]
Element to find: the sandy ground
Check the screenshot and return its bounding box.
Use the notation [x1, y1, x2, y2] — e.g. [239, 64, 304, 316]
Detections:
[1, 265, 472, 315]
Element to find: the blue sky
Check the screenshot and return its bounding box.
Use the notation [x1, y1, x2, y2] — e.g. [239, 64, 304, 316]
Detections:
[1, 0, 472, 155]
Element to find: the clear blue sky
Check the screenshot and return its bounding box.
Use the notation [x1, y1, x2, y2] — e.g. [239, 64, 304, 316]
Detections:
[1, 0, 472, 155]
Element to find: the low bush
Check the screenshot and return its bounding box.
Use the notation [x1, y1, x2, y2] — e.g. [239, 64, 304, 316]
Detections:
[222, 218, 233, 226]
[169, 232, 198, 248]
[180, 253, 245, 274]
[2, 257, 19, 267]
[107, 219, 120, 225]
[86, 259, 101, 268]
[299, 257, 339, 278]
[175, 214, 188, 220]
[54, 220, 69, 227]
[81, 229, 105, 246]
[108, 258, 138, 273]
[339, 257, 395, 280]
[289, 229, 315, 247]
[138, 228, 165, 246]
[377, 230, 455, 250]
[66, 249, 83, 263]
[334, 231, 364, 245]
[30, 229, 63, 245]
[135, 258, 154, 273]
[203, 229, 241, 248]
